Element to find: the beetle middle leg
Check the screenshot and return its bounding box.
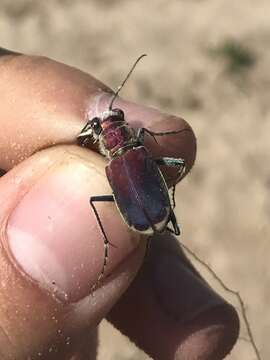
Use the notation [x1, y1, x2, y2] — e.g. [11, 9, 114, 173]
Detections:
[155, 157, 185, 236]
[167, 209, 181, 235]
[89, 195, 115, 289]
[155, 157, 185, 209]
[155, 157, 185, 182]
[137, 127, 186, 196]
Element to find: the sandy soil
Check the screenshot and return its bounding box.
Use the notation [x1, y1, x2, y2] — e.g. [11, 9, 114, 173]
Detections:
[0, 1, 269, 359]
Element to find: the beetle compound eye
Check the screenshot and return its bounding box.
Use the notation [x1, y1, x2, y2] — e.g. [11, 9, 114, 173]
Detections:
[91, 117, 102, 134]
[113, 108, 125, 119]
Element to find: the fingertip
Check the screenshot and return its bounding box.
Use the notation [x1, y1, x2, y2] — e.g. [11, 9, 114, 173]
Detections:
[175, 304, 240, 360]
[0, 54, 110, 169]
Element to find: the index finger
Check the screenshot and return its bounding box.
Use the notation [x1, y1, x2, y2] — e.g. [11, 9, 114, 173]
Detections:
[0, 50, 196, 174]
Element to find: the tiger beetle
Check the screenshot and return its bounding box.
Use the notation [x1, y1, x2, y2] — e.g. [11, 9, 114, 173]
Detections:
[77, 54, 187, 287]
[80, 57, 261, 358]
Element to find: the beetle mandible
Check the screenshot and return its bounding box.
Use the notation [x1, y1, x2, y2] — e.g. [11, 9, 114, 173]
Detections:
[77, 55, 187, 287]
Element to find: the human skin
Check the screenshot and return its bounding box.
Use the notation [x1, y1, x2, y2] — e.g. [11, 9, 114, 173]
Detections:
[0, 48, 239, 359]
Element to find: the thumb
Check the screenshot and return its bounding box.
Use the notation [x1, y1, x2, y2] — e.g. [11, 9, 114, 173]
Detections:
[0, 145, 144, 359]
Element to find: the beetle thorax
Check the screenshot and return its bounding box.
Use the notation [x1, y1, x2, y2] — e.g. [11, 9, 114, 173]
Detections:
[99, 119, 137, 158]
[77, 108, 139, 158]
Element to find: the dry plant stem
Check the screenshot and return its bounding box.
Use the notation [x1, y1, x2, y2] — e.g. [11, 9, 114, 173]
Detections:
[179, 241, 262, 360]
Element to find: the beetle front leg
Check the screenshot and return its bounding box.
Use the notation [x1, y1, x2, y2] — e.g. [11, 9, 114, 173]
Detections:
[77, 120, 93, 146]
[136, 127, 158, 144]
[89, 195, 115, 290]
[137, 127, 190, 145]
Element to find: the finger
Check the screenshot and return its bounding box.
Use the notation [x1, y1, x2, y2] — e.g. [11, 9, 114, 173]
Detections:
[0, 145, 145, 359]
[0, 51, 196, 176]
[107, 234, 239, 360]
[0, 53, 109, 170]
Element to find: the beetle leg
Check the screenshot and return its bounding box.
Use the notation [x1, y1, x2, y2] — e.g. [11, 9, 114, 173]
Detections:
[141, 127, 191, 138]
[155, 158, 186, 207]
[89, 195, 115, 290]
[155, 157, 185, 231]
[171, 185, 176, 209]
[155, 157, 186, 181]
[166, 210, 181, 236]
[77, 121, 93, 145]
[137, 127, 191, 145]
[136, 127, 159, 144]
[156, 157, 186, 208]
[155, 157, 185, 210]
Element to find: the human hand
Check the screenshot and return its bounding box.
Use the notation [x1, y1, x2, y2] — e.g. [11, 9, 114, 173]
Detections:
[0, 48, 239, 359]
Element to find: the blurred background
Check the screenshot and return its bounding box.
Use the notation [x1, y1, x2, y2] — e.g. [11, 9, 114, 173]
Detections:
[0, 0, 269, 359]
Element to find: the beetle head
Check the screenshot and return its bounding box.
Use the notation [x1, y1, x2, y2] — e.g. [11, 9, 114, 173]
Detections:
[89, 117, 102, 135]
[77, 108, 125, 144]
[77, 115, 102, 144]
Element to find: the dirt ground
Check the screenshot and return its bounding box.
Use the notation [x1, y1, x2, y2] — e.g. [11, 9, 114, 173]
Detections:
[0, 1, 269, 359]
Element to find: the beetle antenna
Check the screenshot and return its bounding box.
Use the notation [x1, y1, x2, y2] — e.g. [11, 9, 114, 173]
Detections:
[109, 54, 147, 110]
